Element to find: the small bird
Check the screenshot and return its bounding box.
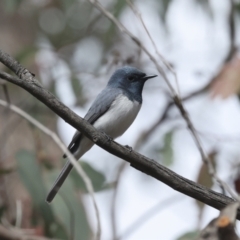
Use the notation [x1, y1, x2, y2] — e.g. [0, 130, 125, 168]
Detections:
[46, 66, 157, 203]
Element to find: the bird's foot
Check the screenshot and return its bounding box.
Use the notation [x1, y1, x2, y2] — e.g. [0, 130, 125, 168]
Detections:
[101, 131, 113, 142]
[124, 145, 133, 152]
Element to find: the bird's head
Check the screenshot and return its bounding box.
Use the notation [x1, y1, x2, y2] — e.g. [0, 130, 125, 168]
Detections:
[107, 66, 157, 101]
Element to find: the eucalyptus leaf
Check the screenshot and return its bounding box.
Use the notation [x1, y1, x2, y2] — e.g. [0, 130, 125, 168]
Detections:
[195, 151, 216, 223]
[156, 131, 174, 166]
[45, 170, 92, 240]
[0, 168, 15, 175]
[0, 205, 7, 220]
[195, 0, 212, 17]
[176, 230, 199, 240]
[70, 76, 86, 105]
[15, 46, 37, 64]
[4, 0, 23, 13]
[160, 0, 172, 22]
[69, 161, 106, 192]
[16, 150, 68, 238]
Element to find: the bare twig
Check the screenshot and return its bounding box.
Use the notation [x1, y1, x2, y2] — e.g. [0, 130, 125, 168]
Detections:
[15, 200, 22, 228]
[58, 192, 75, 240]
[135, 82, 210, 152]
[225, 0, 236, 63]
[0, 80, 10, 104]
[0, 99, 101, 240]
[126, 0, 181, 96]
[111, 162, 127, 239]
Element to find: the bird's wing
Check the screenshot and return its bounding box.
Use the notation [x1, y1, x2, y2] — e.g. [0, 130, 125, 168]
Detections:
[63, 87, 122, 157]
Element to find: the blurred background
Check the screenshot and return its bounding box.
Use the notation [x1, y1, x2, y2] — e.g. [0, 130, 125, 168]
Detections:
[1, 0, 240, 239]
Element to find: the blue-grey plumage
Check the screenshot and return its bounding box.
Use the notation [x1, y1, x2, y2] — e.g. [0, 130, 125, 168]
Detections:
[46, 66, 157, 203]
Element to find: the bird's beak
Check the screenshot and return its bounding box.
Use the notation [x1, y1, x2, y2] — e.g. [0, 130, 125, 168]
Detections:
[142, 75, 157, 81]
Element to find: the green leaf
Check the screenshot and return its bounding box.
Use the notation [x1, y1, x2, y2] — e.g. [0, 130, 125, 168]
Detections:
[104, 0, 126, 46]
[0, 205, 7, 220]
[0, 168, 15, 176]
[160, 0, 172, 22]
[70, 76, 86, 105]
[195, 151, 216, 222]
[16, 150, 68, 238]
[157, 131, 174, 166]
[45, 170, 92, 240]
[195, 0, 212, 17]
[59, 0, 76, 11]
[15, 46, 37, 65]
[69, 161, 106, 192]
[3, 0, 23, 13]
[176, 230, 199, 240]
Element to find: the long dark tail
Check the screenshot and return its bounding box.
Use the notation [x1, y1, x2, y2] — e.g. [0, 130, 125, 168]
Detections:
[46, 161, 73, 203]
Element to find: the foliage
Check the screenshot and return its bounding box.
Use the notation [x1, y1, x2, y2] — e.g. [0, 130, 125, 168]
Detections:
[16, 149, 109, 239]
[176, 230, 199, 240]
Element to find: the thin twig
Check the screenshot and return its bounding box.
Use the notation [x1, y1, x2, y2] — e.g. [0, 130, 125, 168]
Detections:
[15, 200, 22, 228]
[0, 99, 101, 240]
[225, 0, 236, 63]
[111, 162, 127, 239]
[85, 0, 176, 94]
[0, 80, 11, 104]
[126, 0, 181, 96]
[58, 192, 75, 240]
[135, 82, 210, 152]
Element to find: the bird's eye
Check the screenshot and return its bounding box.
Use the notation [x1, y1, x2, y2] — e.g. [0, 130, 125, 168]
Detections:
[128, 76, 135, 81]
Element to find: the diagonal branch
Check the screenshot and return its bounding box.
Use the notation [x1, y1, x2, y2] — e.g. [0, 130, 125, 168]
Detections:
[0, 50, 239, 219]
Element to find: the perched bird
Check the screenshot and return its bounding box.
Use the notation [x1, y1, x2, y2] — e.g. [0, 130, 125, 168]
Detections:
[46, 66, 157, 203]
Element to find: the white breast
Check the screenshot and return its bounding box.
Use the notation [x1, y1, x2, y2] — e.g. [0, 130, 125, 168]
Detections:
[93, 94, 141, 139]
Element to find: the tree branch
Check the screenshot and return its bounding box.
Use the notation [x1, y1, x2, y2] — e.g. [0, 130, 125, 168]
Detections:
[0, 50, 239, 219]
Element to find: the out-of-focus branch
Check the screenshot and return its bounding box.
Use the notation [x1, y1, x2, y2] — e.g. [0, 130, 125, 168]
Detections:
[0, 99, 101, 240]
[0, 80, 10, 104]
[0, 224, 59, 240]
[225, 0, 236, 63]
[126, 0, 180, 96]
[111, 162, 126, 239]
[0, 50, 239, 224]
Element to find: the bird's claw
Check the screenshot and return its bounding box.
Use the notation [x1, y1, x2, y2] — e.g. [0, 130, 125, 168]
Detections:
[125, 145, 133, 152]
[101, 131, 113, 142]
